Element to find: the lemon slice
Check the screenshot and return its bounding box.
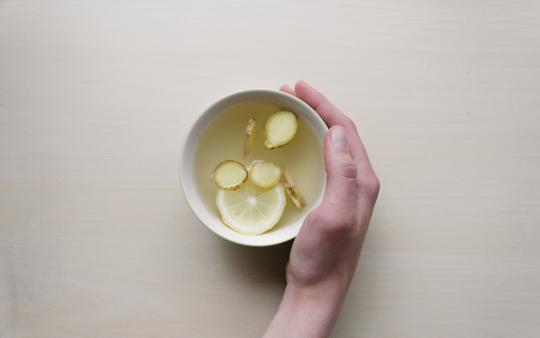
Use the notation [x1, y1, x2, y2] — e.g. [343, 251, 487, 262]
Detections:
[216, 183, 286, 235]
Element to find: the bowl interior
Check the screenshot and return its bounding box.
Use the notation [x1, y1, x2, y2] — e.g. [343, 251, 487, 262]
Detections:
[181, 90, 327, 246]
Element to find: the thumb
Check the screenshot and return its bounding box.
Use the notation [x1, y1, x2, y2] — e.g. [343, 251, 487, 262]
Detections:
[321, 126, 358, 212]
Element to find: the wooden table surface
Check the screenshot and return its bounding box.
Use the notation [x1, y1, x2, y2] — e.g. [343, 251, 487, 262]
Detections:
[1, 1, 539, 337]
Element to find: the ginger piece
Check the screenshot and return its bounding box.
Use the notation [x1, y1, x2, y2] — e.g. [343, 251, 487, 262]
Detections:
[264, 111, 298, 149]
[281, 170, 306, 209]
[243, 118, 256, 157]
[211, 160, 248, 190]
[249, 161, 282, 189]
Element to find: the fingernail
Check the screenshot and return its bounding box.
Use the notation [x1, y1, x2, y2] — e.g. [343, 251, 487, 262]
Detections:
[331, 126, 349, 151]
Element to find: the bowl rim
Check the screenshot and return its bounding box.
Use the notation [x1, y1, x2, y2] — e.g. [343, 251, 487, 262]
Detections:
[180, 89, 328, 247]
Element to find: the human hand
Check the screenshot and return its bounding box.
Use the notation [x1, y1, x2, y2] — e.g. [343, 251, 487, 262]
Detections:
[264, 81, 380, 338]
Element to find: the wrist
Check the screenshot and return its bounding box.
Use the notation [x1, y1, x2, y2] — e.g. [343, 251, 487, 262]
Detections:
[263, 281, 348, 338]
[284, 280, 347, 313]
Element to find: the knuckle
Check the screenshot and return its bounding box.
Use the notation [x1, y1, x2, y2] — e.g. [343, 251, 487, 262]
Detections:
[309, 208, 354, 236]
[357, 175, 380, 198]
[369, 176, 381, 193]
[325, 217, 354, 236]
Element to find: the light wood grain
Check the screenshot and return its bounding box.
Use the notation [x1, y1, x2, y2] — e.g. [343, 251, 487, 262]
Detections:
[1, 0, 539, 337]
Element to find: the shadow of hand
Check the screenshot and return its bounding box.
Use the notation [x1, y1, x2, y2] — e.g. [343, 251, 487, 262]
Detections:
[219, 239, 292, 288]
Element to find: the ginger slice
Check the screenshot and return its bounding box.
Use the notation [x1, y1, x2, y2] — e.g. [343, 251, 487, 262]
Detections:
[243, 118, 256, 157]
[246, 159, 265, 171]
[281, 170, 306, 209]
[211, 160, 248, 190]
[264, 111, 298, 149]
[249, 161, 282, 189]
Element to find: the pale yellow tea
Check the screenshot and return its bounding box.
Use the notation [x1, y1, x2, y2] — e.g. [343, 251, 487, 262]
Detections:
[195, 100, 324, 234]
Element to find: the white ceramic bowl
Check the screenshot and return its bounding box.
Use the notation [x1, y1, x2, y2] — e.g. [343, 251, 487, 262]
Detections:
[180, 89, 327, 246]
